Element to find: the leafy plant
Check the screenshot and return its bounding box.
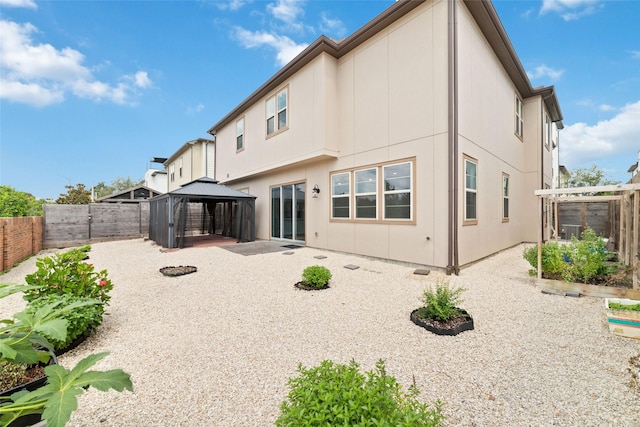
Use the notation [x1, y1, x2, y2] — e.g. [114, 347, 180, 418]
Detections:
[0, 360, 29, 391]
[416, 280, 466, 322]
[276, 359, 444, 426]
[26, 294, 104, 350]
[523, 242, 565, 277]
[0, 352, 133, 427]
[301, 265, 332, 289]
[608, 302, 640, 311]
[23, 246, 112, 305]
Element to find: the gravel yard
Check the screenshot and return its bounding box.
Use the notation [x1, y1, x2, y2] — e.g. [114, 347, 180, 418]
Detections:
[1, 239, 638, 426]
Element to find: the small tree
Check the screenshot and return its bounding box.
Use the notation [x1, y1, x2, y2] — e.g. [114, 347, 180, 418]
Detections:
[567, 164, 620, 189]
[56, 184, 91, 204]
[0, 185, 44, 216]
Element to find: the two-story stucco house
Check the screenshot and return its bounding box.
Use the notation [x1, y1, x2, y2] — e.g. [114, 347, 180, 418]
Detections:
[165, 138, 216, 192]
[206, 0, 563, 273]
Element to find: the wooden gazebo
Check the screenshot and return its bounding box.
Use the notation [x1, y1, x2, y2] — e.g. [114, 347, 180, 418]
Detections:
[535, 183, 640, 294]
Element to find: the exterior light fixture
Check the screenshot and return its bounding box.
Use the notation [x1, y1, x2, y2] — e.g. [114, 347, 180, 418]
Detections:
[312, 184, 320, 198]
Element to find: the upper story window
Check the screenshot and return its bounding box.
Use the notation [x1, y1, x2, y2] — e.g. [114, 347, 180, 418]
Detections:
[502, 173, 509, 221]
[170, 164, 175, 182]
[330, 159, 415, 223]
[515, 95, 524, 139]
[266, 87, 288, 136]
[179, 157, 183, 178]
[236, 118, 244, 151]
[464, 156, 478, 224]
[331, 172, 350, 219]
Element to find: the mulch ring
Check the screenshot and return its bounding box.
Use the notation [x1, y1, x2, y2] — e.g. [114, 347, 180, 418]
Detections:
[294, 281, 329, 291]
[160, 266, 197, 277]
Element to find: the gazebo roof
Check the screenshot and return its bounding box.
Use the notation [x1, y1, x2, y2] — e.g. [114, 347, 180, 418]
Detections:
[169, 177, 256, 199]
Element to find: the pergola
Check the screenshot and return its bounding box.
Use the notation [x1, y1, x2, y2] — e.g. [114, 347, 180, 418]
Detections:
[149, 177, 256, 249]
[535, 183, 640, 291]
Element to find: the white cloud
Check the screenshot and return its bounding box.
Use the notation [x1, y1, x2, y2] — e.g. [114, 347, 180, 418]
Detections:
[0, 19, 152, 107]
[267, 0, 303, 25]
[0, 0, 36, 8]
[631, 50, 640, 59]
[560, 100, 640, 169]
[319, 12, 347, 39]
[233, 26, 308, 66]
[540, 0, 602, 21]
[215, 0, 246, 12]
[527, 64, 564, 82]
[598, 104, 615, 112]
[186, 103, 205, 114]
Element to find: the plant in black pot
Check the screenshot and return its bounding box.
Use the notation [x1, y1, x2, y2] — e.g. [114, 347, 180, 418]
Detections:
[410, 280, 474, 336]
[0, 283, 132, 427]
[294, 265, 332, 290]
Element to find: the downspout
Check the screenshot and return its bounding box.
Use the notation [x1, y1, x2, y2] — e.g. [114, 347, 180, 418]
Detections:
[447, 0, 460, 275]
[540, 92, 554, 241]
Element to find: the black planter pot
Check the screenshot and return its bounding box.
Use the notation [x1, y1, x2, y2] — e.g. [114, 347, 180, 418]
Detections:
[410, 309, 474, 336]
[54, 328, 92, 356]
[0, 350, 58, 397]
[160, 266, 197, 277]
[294, 281, 329, 290]
[6, 413, 44, 427]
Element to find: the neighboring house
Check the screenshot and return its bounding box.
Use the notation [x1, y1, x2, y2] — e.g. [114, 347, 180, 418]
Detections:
[95, 185, 162, 203]
[144, 167, 168, 193]
[206, 0, 563, 272]
[165, 138, 215, 192]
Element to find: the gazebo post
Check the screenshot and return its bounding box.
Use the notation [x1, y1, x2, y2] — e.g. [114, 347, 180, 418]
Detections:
[537, 195, 543, 280]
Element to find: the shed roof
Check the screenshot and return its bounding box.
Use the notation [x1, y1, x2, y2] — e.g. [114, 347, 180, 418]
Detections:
[169, 177, 256, 199]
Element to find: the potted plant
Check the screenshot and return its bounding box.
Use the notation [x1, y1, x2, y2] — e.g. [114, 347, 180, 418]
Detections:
[0, 284, 133, 427]
[410, 280, 474, 336]
[294, 265, 332, 290]
[605, 298, 640, 339]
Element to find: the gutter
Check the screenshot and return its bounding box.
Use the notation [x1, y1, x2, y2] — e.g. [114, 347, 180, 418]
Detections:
[447, 0, 460, 275]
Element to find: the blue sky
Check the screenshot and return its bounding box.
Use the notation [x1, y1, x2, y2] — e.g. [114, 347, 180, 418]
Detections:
[0, 0, 638, 200]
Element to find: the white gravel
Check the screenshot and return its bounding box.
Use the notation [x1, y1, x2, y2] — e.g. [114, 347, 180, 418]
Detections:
[1, 239, 638, 426]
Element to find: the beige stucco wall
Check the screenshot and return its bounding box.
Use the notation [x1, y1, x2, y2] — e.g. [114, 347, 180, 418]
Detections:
[166, 140, 215, 192]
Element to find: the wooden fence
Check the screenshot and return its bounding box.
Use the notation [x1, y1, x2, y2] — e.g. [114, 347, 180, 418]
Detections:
[43, 203, 150, 248]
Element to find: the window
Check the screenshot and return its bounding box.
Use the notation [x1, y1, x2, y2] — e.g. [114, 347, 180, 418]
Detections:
[515, 95, 523, 139]
[170, 164, 175, 182]
[266, 88, 287, 136]
[354, 168, 377, 219]
[464, 156, 477, 224]
[236, 118, 244, 151]
[330, 159, 414, 223]
[502, 173, 509, 221]
[179, 157, 183, 178]
[383, 162, 412, 220]
[331, 172, 350, 219]
[545, 115, 550, 150]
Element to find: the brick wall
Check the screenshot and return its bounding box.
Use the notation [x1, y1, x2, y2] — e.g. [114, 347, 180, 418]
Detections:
[1, 216, 43, 272]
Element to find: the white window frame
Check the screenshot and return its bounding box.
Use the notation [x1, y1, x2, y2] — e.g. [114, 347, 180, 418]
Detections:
[179, 157, 183, 178]
[382, 162, 413, 221]
[464, 156, 478, 224]
[545, 114, 551, 150]
[515, 95, 524, 140]
[236, 117, 244, 152]
[354, 168, 378, 220]
[170, 164, 175, 182]
[331, 172, 350, 219]
[266, 87, 288, 136]
[502, 173, 509, 222]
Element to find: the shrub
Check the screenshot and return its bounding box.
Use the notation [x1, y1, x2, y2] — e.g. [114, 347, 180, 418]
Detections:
[26, 294, 104, 350]
[417, 281, 466, 322]
[301, 265, 332, 289]
[23, 246, 113, 304]
[276, 359, 444, 426]
[523, 242, 565, 277]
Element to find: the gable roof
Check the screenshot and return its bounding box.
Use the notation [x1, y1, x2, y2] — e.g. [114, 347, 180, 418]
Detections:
[96, 185, 162, 203]
[207, 0, 563, 136]
[169, 177, 256, 199]
[164, 138, 215, 166]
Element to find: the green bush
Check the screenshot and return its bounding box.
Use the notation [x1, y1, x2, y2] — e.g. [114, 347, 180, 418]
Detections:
[523, 242, 565, 277]
[23, 246, 113, 304]
[523, 228, 609, 283]
[26, 294, 104, 350]
[301, 265, 332, 289]
[417, 281, 466, 322]
[276, 359, 444, 426]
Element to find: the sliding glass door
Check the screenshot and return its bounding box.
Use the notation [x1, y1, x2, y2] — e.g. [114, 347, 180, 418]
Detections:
[271, 183, 305, 242]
